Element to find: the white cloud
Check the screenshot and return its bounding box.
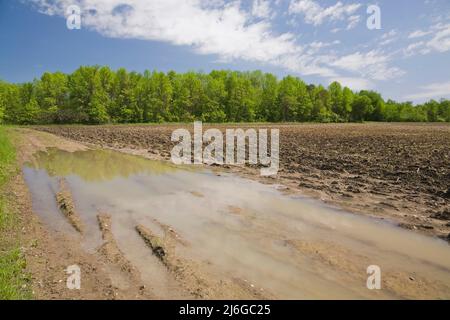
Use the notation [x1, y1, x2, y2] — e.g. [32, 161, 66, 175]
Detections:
[382, 30, 398, 39]
[404, 23, 450, 56]
[28, 0, 404, 85]
[427, 23, 450, 53]
[408, 29, 432, 39]
[380, 38, 395, 46]
[252, 0, 272, 19]
[346, 15, 360, 30]
[306, 40, 340, 54]
[288, 0, 361, 26]
[330, 50, 405, 81]
[330, 27, 341, 33]
[403, 81, 450, 101]
[275, 54, 338, 78]
[403, 41, 431, 57]
[380, 29, 398, 46]
[30, 0, 312, 71]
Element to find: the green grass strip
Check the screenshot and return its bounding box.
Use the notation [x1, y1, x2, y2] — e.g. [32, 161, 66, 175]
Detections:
[0, 126, 31, 299]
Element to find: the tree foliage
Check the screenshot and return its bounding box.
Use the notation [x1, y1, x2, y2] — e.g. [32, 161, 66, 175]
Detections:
[0, 66, 448, 124]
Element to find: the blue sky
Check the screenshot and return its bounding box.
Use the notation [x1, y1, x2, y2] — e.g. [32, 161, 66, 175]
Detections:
[1, 0, 450, 103]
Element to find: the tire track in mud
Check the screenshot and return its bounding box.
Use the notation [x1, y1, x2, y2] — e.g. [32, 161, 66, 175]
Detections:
[50, 172, 154, 298]
[96, 213, 153, 298]
[54, 177, 154, 298]
[56, 179, 84, 233]
[136, 222, 272, 299]
[14, 129, 131, 299]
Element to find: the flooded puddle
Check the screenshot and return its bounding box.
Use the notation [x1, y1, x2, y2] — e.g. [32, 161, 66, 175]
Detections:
[23, 148, 450, 299]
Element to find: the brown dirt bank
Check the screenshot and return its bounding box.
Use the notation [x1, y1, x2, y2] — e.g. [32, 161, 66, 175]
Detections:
[34, 123, 450, 241]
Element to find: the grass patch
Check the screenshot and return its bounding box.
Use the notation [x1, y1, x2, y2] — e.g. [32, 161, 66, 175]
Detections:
[0, 126, 31, 299]
[0, 249, 30, 299]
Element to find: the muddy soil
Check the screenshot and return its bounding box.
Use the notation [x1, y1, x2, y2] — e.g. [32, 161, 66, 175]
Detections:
[56, 179, 84, 234]
[7, 126, 450, 299]
[8, 129, 155, 299]
[8, 129, 117, 299]
[35, 123, 450, 240]
[10, 128, 276, 299]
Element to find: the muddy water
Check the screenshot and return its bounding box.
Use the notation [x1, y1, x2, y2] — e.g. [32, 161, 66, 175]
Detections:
[23, 148, 450, 299]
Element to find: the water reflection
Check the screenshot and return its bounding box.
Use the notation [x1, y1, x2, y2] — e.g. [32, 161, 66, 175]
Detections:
[27, 148, 179, 181]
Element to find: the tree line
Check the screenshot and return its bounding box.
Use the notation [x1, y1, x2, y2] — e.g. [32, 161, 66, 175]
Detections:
[0, 66, 449, 124]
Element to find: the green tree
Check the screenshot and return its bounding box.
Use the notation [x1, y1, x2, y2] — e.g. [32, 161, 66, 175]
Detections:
[36, 72, 68, 123]
[0, 81, 8, 123]
[4, 83, 40, 124]
[203, 74, 227, 122]
[22, 97, 41, 124]
[423, 100, 440, 122]
[2, 84, 21, 124]
[260, 73, 278, 122]
[110, 68, 140, 123]
[351, 95, 372, 121]
[143, 71, 173, 122]
[97, 66, 115, 121]
[341, 87, 354, 121]
[328, 81, 344, 120]
[359, 90, 385, 121]
[226, 72, 256, 122]
[438, 99, 450, 122]
[311, 85, 332, 122]
[278, 76, 299, 121]
[296, 80, 313, 121]
[0, 67, 448, 124]
[65, 66, 109, 124]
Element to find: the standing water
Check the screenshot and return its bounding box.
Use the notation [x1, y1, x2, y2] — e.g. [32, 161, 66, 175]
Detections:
[23, 148, 450, 299]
